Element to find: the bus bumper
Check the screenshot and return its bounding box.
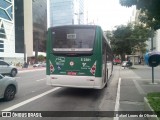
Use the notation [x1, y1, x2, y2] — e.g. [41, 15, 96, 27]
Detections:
[46, 75, 104, 89]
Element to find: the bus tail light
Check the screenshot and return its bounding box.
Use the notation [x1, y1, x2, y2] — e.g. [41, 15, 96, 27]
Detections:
[50, 65, 54, 73]
[49, 60, 54, 73]
[90, 62, 96, 75]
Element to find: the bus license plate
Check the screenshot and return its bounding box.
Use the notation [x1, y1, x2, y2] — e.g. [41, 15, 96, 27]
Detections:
[67, 71, 77, 75]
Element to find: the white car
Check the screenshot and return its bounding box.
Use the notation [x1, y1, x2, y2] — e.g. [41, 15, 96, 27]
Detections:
[33, 63, 41, 67]
[122, 61, 133, 67]
[0, 74, 18, 101]
[0, 60, 18, 77]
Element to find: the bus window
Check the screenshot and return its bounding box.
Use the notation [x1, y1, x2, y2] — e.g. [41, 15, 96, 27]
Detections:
[52, 27, 95, 54]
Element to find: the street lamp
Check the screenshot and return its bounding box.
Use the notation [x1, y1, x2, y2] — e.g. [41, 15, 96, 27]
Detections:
[74, 12, 83, 24]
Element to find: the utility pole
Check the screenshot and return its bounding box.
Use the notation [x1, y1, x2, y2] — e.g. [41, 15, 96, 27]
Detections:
[151, 29, 155, 84]
[24, 43, 26, 63]
[35, 32, 39, 64]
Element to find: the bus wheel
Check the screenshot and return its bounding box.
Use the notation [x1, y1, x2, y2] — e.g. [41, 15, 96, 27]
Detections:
[104, 83, 107, 88]
[104, 70, 109, 88]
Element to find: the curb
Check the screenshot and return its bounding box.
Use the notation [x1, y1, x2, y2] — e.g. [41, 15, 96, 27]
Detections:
[18, 68, 46, 73]
[144, 97, 159, 120]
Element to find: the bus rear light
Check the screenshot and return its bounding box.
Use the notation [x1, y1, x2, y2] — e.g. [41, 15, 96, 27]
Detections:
[50, 65, 54, 73]
[90, 62, 96, 75]
[91, 65, 96, 70]
[50, 65, 53, 69]
[49, 60, 54, 73]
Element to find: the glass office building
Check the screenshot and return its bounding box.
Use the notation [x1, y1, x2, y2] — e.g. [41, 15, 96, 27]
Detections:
[15, 0, 47, 54]
[0, 0, 18, 62]
[32, 0, 47, 52]
[0, 0, 47, 63]
[48, 0, 84, 27]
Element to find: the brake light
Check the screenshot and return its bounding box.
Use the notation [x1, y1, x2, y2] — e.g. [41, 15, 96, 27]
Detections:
[50, 65, 53, 69]
[50, 65, 54, 73]
[90, 62, 96, 75]
[49, 60, 55, 73]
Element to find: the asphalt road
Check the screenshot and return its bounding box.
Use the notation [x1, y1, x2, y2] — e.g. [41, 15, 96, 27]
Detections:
[0, 69, 51, 110]
[0, 67, 120, 120]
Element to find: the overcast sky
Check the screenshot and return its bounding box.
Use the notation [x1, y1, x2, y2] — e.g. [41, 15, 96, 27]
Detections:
[85, 0, 136, 30]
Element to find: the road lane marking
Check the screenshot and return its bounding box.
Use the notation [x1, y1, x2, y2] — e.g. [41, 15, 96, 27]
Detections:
[1, 87, 61, 111]
[114, 77, 121, 120]
[121, 77, 141, 79]
[133, 79, 145, 95]
[36, 78, 46, 82]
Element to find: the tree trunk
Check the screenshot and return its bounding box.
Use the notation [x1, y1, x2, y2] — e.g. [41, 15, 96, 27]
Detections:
[120, 53, 126, 62]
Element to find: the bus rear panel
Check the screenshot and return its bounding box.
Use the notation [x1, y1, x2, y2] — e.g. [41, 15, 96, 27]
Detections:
[46, 25, 112, 89]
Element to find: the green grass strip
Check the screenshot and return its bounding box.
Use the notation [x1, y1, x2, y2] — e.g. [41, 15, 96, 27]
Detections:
[147, 92, 160, 117]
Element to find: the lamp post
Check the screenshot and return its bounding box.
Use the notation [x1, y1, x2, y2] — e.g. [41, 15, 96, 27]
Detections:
[150, 28, 155, 84]
[74, 12, 83, 25]
[35, 31, 39, 64]
[24, 43, 26, 62]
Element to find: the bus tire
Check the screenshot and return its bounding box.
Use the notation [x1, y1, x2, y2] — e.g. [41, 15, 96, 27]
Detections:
[104, 70, 108, 88]
[104, 83, 107, 88]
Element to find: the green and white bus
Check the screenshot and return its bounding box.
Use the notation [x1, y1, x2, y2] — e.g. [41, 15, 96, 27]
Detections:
[46, 25, 113, 89]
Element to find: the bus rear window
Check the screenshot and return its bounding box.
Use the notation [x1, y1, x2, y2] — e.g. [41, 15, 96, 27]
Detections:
[52, 27, 95, 54]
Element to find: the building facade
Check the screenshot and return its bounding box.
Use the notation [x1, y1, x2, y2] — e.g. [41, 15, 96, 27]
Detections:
[135, 9, 160, 53]
[0, 0, 47, 64]
[153, 29, 160, 52]
[145, 30, 160, 52]
[32, 0, 47, 53]
[0, 0, 22, 62]
[48, 0, 84, 28]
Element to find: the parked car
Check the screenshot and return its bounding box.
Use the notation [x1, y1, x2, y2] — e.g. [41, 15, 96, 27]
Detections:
[0, 60, 18, 77]
[122, 61, 133, 67]
[0, 74, 18, 101]
[33, 63, 41, 67]
[113, 58, 121, 65]
[41, 62, 46, 67]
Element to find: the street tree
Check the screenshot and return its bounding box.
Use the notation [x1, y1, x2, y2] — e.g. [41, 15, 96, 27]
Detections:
[119, 0, 160, 30]
[128, 25, 149, 54]
[108, 24, 149, 61]
[37, 55, 45, 62]
[109, 25, 132, 60]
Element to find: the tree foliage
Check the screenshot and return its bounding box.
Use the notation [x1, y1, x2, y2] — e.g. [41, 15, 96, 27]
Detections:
[119, 0, 160, 30]
[107, 24, 149, 60]
[37, 55, 45, 62]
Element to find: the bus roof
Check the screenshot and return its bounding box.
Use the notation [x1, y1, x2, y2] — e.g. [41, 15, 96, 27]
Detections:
[49, 25, 102, 30]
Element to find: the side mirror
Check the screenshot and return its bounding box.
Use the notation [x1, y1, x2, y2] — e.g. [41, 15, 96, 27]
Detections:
[145, 51, 160, 67]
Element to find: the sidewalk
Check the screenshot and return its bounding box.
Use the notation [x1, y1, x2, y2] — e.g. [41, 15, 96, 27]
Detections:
[120, 64, 160, 95]
[119, 65, 160, 119]
[132, 64, 160, 69]
[17, 65, 46, 72]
